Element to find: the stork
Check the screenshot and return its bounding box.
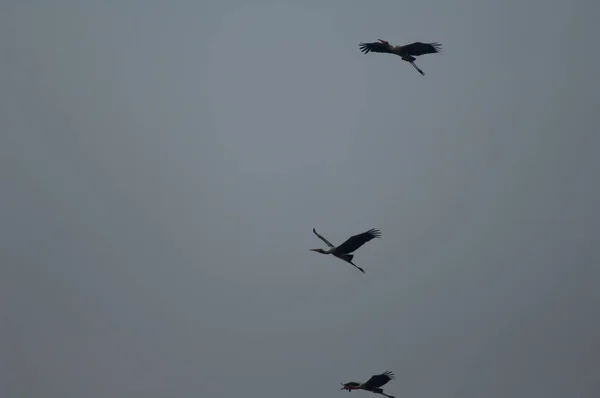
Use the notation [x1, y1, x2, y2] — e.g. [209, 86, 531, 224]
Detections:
[341, 370, 396, 398]
[310, 228, 381, 274]
[359, 39, 442, 76]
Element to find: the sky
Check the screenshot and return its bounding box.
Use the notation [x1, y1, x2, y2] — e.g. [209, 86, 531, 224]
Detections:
[1, 0, 599, 397]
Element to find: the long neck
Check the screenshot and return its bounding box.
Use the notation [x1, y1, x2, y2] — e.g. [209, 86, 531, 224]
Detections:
[345, 383, 361, 390]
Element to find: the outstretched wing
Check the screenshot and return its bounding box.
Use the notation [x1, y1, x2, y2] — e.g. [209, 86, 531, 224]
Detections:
[312, 228, 334, 248]
[401, 41, 442, 56]
[336, 228, 381, 254]
[362, 370, 395, 389]
[359, 41, 393, 55]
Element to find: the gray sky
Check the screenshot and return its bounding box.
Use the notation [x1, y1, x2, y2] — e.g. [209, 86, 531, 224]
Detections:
[2, 1, 599, 397]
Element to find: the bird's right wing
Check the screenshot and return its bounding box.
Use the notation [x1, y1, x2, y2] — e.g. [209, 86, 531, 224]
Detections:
[359, 41, 393, 55]
[336, 228, 381, 254]
[312, 228, 334, 248]
[362, 371, 395, 389]
[401, 41, 442, 56]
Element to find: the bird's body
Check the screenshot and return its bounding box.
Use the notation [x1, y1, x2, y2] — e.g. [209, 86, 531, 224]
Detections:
[359, 39, 442, 76]
[310, 228, 381, 274]
[341, 370, 396, 398]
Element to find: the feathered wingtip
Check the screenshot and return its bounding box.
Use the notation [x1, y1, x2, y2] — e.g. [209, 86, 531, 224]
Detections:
[358, 40, 392, 55]
[358, 42, 370, 54]
[429, 42, 442, 53]
[382, 370, 395, 380]
[366, 228, 382, 239]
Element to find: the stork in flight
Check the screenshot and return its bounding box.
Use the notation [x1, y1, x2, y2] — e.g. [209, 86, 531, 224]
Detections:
[310, 228, 381, 274]
[341, 370, 396, 398]
[359, 39, 442, 76]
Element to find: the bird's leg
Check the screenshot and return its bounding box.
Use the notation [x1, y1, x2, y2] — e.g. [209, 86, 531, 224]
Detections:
[375, 391, 394, 398]
[349, 261, 365, 274]
[409, 61, 424, 76]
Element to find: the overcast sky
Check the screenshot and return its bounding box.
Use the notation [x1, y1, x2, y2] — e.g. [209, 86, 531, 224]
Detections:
[2, 1, 599, 397]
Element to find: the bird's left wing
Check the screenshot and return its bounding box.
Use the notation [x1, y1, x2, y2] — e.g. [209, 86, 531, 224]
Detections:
[362, 371, 395, 389]
[312, 228, 334, 248]
[400, 41, 442, 56]
[359, 41, 392, 55]
[336, 228, 381, 254]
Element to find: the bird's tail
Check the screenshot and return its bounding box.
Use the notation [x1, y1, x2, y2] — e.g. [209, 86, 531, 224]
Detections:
[409, 61, 424, 76]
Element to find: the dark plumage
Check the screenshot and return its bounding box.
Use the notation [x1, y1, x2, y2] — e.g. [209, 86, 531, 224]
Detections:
[359, 39, 442, 75]
[336, 229, 382, 254]
[310, 228, 382, 274]
[362, 371, 395, 390]
[341, 370, 396, 398]
[399, 41, 442, 56]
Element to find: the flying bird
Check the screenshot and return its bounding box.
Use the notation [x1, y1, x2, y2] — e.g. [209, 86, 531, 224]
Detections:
[359, 39, 442, 76]
[310, 228, 381, 274]
[341, 370, 396, 398]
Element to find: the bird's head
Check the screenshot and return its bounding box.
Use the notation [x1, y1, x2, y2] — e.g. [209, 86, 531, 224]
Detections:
[341, 382, 360, 391]
[309, 248, 327, 254]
